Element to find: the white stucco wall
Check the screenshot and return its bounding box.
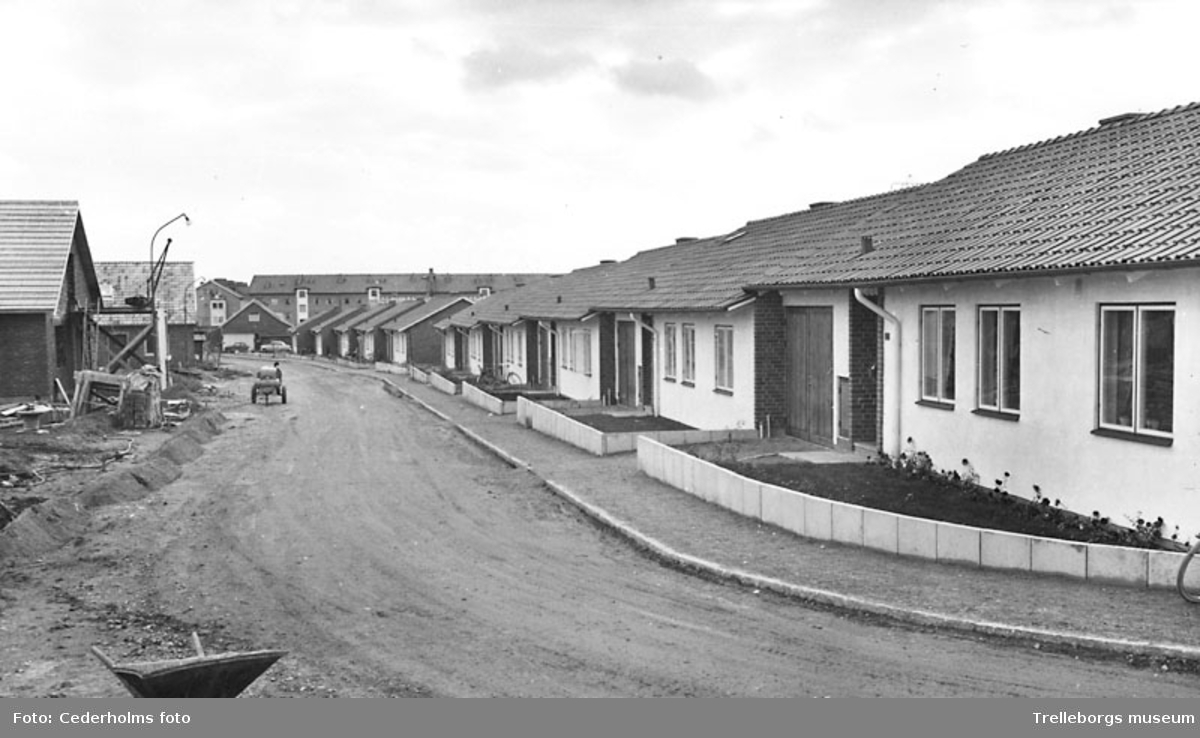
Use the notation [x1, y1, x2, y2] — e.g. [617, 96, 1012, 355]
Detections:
[884, 267, 1200, 535]
[498, 324, 528, 384]
[361, 332, 376, 362]
[556, 319, 601, 401]
[653, 308, 756, 431]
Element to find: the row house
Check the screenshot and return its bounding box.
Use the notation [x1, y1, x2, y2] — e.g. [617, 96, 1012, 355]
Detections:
[248, 271, 551, 327]
[383, 295, 473, 369]
[445, 101, 1200, 536]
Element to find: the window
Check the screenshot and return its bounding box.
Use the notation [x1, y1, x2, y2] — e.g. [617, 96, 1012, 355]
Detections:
[296, 289, 308, 300]
[714, 325, 734, 392]
[977, 306, 1020, 414]
[681, 324, 696, 384]
[210, 299, 226, 325]
[367, 287, 381, 302]
[249, 312, 260, 323]
[663, 323, 677, 379]
[568, 328, 592, 376]
[1099, 304, 1174, 437]
[920, 306, 955, 404]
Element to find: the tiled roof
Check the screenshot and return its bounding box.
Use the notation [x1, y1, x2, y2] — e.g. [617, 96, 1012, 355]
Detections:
[446, 261, 629, 328]
[380, 295, 472, 333]
[248, 272, 553, 295]
[0, 200, 85, 312]
[291, 305, 342, 335]
[351, 299, 423, 332]
[439, 102, 1200, 322]
[758, 102, 1200, 286]
[95, 261, 197, 324]
[320, 304, 371, 332]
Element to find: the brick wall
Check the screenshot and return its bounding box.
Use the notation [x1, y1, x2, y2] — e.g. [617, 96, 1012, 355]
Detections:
[849, 290, 883, 447]
[0, 313, 53, 400]
[599, 313, 616, 404]
[753, 291, 787, 434]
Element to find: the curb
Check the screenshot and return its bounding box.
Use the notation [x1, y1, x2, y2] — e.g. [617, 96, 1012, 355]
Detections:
[376, 375, 1200, 664]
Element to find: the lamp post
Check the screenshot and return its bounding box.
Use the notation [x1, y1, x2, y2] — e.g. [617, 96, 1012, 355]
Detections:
[148, 213, 190, 307]
[147, 213, 190, 388]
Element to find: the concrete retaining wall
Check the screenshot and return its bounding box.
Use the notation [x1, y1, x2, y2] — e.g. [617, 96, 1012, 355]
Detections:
[428, 372, 460, 396]
[637, 436, 1189, 590]
[409, 366, 431, 384]
[462, 383, 514, 414]
[519, 398, 759, 456]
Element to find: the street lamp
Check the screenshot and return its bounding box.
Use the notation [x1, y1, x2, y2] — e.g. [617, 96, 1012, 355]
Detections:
[147, 212, 190, 389]
[148, 212, 190, 306]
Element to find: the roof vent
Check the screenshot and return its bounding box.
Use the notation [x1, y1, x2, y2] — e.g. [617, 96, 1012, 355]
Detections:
[1099, 112, 1141, 127]
[860, 235, 874, 255]
[676, 237, 697, 244]
[556, 295, 562, 303]
[810, 201, 838, 210]
[648, 277, 656, 290]
[600, 259, 616, 264]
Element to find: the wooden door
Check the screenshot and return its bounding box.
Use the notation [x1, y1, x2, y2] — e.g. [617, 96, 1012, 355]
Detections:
[617, 321, 637, 406]
[787, 307, 834, 444]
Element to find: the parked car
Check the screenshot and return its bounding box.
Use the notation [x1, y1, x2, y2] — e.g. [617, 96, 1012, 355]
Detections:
[225, 342, 250, 354]
[251, 365, 287, 404]
[261, 340, 293, 354]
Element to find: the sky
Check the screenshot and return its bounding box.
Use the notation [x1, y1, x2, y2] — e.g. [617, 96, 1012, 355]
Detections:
[3, 0, 1198, 284]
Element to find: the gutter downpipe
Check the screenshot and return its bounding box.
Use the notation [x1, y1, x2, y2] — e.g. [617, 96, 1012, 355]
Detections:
[627, 313, 658, 414]
[853, 288, 901, 457]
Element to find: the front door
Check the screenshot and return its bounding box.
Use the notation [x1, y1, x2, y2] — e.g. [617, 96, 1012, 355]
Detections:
[617, 321, 637, 406]
[787, 306, 834, 444]
[454, 329, 466, 370]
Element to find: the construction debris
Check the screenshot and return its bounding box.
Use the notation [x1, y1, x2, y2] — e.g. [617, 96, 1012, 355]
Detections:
[71, 368, 165, 429]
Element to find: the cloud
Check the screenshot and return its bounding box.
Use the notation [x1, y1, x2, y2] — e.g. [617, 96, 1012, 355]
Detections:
[613, 57, 718, 101]
[462, 45, 594, 90]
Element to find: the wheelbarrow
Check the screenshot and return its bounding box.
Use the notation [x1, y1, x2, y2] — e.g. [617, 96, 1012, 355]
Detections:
[91, 632, 286, 698]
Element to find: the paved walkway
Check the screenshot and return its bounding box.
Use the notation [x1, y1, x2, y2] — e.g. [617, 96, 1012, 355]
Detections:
[362, 366, 1200, 663]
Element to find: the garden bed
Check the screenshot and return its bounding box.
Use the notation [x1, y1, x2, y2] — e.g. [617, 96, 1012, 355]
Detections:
[571, 414, 693, 433]
[687, 442, 1183, 551]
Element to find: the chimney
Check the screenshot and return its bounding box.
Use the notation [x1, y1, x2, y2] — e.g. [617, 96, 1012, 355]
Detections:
[860, 235, 874, 255]
[1099, 112, 1141, 127]
[648, 277, 656, 290]
[424, 268, 436, 297]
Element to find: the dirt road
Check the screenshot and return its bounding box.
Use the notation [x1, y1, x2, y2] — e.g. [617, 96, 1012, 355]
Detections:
[3, 360, 1198, 697]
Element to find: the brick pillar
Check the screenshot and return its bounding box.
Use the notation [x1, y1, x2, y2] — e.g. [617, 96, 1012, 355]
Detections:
[599, 312, 616, 404]
[849, 290, 883, 448]
[753, 291, 787, 435]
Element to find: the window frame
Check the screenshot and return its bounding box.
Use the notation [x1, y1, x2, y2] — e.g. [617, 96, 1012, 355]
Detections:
[976, 305, 1020, 416]
[681, 323, 696, 385]
[714, 325, 734, 393]
[919, 306, 956, 405]
[663, 323, 677, 380]
[1097, 303, 1174, 440]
